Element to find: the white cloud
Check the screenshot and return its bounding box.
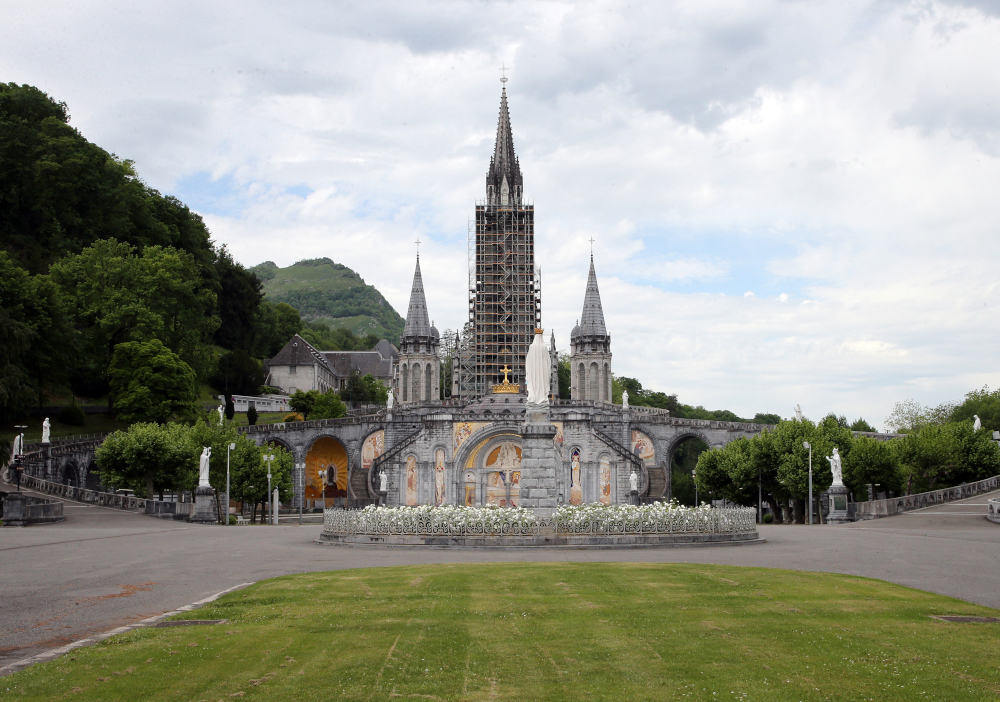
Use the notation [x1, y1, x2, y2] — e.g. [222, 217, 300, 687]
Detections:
[3, 0, 1000, 427]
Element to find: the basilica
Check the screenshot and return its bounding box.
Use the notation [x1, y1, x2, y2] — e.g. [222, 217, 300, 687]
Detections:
[263, 83, 763, 511]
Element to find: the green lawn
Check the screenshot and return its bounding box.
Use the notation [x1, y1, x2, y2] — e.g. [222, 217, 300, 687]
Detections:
[4, 563, 999, 701]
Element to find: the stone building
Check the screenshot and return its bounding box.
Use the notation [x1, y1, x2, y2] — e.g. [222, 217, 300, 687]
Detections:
[396, 255, 440, 403]
[265, 336, 397, 395]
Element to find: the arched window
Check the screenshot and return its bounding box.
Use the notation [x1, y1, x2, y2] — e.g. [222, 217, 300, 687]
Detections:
[589, 362, 599, 401]
[401, 364, 408, 402]
[603, 363, 610, 401]
[412, 364, 422, 403]
[578, 363, 586, 399]
[425, 363, 432, 402]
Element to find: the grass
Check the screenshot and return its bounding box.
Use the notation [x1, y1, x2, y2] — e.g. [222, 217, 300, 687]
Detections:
[3, 563, 999, 701]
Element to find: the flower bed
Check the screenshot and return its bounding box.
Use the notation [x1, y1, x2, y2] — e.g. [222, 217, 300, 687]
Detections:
[324, 504, 541, 536]
[323, 502, 757, 537]
[553, 501, 756, 535]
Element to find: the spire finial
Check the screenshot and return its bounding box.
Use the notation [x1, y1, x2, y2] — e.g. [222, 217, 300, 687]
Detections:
[500, 63, 508, 86]
[588, 236, 595, 257]
[415, 238, 421, 257]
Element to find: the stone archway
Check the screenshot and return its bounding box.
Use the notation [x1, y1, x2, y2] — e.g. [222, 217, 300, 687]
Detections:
[453, 424, 523, 507]
[61, 461, 80, 487]
[666, 432, 711, 505]
[304, 436, 348, 508]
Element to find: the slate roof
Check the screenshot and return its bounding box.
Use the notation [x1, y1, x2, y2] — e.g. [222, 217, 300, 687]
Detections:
[402, 256, 432, 339]
[269, 334, 398, 381]
[574, 255, 608, 338]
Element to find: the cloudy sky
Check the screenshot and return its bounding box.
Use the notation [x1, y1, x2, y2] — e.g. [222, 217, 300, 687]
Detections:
[4, 0, 1000, 428]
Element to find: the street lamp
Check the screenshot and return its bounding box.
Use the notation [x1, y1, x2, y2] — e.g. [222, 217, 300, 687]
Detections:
[692, 468, 698, 506]
[263, 453, 275, 525]
[803, 441, 813, 526]
[226, 442, 236, 526]
[298, 461, 303, 525]
[318, 468, 327, 512]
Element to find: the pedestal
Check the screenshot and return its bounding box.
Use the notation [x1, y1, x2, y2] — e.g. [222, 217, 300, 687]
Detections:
[629, 489, 639, 506]
[378, 490, 387, 507]
[826, 485, 850, 524]
[2, 493, 29, 526]
[189, 485, 218, 524]
[519, 421, 559, 519]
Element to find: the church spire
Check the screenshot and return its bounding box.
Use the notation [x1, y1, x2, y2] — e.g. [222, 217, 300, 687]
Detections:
[403, 254, 431, 339]
[486, 82, 523, 205]
[580, 255, 608, 337]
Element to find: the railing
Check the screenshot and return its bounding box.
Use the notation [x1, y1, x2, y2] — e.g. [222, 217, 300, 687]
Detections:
[554, 506, 757, 535]
[17, 474, 149, 512]
[368, 429, 422, 496]
[850, 475, 1000, 521]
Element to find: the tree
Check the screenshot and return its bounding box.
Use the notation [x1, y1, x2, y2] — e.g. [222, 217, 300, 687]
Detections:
[850, 417, 878, 433]
[96, 422, 197, 499]
[843, 436, 900, 500]
[312, 390, 347, 420]
[950, 386, 1000, 433]
[108, 339, 199, 424]
[212, 349, 265, 396]
[948, 420, 1000, 484]
[892, 424, 959, 494]
[752, 413, 782, 425]
[557, 355, 571, 399]
[212, 248, 264, 352]
[230, 442, 293, 523]
[339, 372, 371, 404]
[289, 389, 319, 419]
[246, 402, 258, 426]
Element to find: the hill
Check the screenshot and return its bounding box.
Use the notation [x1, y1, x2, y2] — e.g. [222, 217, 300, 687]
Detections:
[250, 258, 404, 342]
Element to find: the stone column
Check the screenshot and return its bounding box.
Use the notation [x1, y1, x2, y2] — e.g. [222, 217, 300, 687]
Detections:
[826, 485, 850, 524]
[519, 420, 559, 519]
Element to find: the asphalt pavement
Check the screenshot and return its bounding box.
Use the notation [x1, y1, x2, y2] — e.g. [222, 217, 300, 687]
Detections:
[1, 487, 998, 674]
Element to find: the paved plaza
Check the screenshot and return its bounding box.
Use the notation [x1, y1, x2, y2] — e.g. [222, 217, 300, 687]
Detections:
[2, 489, 999, 674]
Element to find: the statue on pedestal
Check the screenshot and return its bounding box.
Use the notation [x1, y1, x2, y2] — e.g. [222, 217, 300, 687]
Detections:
[794, 404, 803, 422]
[525, 328, 551, 409]
[387, 389, 394, 411]
[622, 390, 629, 410]
[41, 418, 51, 444]
[826, 447, 843, 487]
[198, 446, 212, 487]
[629, 470, 638, 493]
[379, 471, 387, 493]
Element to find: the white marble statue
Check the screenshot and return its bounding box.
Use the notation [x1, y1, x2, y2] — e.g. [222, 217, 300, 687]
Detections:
[379, 471, 387, 493]
[525, 328, 550, 406]
[974, 415, 982, 431]
[10, 434, 21, 462]
[826, 447, 843, 487]
[41, 417, 51, 444]
[217, 404, 225, 424]
[629, 470, 638, 493]
[794, 404, 803, 422]
[387, 388, 394, 411]
[198, 446, 212, 487]
[622, 390, 629, 410]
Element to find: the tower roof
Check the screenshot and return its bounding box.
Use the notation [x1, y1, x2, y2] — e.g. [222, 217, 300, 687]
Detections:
[577, 256, 608, 338]
[486, 85, 523, 203]
[403, 255, 432, 338]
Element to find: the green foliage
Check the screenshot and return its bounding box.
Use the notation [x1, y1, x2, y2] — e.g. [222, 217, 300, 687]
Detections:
[557, 355, 571, 400]
[885, 398, 955, 433]
[288, 389, 319, 419]
[224, 394, 234, 421]
[259, 385, 283, 395]
[57, 402, 86, 426]
[96, 422, 198, 498]
[752, 413, 782, 425]
[212, 349, 265, 396]
[299, 321, 381, 351]
[850, 417, 878, 433]
[108, 339, 199, 424]
[246, 403, 258, 426]
[892, 423, 960, 493]
[255, 257, 404, 341]
[338, 372, 388, 405]
[231, 441, 293, 516]
[843, 436, 901, 498]
[311, 390, 348, 420]
[50, 239, 219, 390]
[950, 386, 1000, 433]
[212, 249, 264, 353]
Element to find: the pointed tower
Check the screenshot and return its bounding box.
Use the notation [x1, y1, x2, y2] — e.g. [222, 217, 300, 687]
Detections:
[397, 254, 440, 404]
[570, 255, 612, 402]
[469, 78, 539, 396]
[549, 329, 560, 403]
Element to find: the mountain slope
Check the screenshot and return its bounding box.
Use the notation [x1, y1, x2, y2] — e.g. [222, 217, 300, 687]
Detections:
[251, 258, 404, 341]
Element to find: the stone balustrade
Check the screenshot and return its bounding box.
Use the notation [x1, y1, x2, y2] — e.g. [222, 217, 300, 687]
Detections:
[1, 492, 64, 526]
[851, 475, 1000, 521]
[988, 497, 1000, 525]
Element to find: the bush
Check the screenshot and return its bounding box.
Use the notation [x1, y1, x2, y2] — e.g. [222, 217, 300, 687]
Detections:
[246, 403, 258, 426]
[763, 513, 774, 524]
[58, 403, 86, 426]
[283, 412, 304, 422]
[259, 385, 283, 395]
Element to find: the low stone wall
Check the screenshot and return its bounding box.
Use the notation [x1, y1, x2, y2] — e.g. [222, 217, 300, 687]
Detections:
[15, 474, 200, 521]
[145, 500, 193, 521]
[319, 529, 760, 549]
[988, 498, 1000, 525]
[1, 492, 64, 526]
[850, 475, 999, 521]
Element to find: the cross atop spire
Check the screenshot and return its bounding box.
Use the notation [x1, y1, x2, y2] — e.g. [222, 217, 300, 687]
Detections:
[486, 80, 523, 205]
[415, 238, 421, 257]
[588, 236, 595, 257]
[500, 63, 508, 85]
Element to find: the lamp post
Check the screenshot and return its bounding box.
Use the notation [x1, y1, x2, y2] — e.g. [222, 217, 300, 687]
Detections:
[226, 442, 235, 526]
[318, 468, 327, 512]
[298, 462, 303, 525]
[803, 441, 813, 525]
[263, 453, 274, 525]
[13, 425, 27, 491]
[692, 468, 698, 506]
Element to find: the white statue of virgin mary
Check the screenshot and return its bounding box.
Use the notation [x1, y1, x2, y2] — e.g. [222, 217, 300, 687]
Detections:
[525, 328, 550, 407]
